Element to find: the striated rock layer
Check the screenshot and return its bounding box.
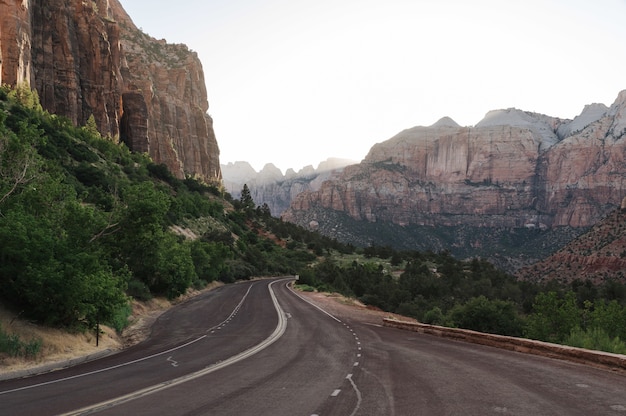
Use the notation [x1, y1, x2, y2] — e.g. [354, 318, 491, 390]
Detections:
[283, 91, 626, 267]
[0, 0, 220, 182]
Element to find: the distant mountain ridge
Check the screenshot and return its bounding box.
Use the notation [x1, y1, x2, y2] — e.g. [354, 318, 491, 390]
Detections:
[282, 91, 626, 269]
[222, 158, 356, 216]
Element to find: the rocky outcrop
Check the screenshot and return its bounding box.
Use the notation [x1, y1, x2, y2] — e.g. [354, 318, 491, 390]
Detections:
[516, 208, 626, 284]
[222, 158, 356, 216]
[0, 0, 220, 182]
[282, 92, 626, 266]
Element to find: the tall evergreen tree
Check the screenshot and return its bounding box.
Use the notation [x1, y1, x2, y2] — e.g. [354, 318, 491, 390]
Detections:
[240, 183, 255, 211]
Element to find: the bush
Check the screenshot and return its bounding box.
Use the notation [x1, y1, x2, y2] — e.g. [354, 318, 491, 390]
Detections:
[564, 327, 626, 355]
[447, 296, 523, 336]
[0, 325, 42, 358]
[127, 279, 152, 301]
[423, 307, 445, 325]
[295, 284, 316, 292]
[107, 303, 133, 333]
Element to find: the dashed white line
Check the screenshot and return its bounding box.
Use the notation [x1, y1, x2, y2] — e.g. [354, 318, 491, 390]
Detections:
[59, 279, 291, 416]
[331, 389, 341, 397]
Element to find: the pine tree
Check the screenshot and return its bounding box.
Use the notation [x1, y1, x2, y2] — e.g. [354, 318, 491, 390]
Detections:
[240, 184, 255, 211]
[84, 114, 101, 138]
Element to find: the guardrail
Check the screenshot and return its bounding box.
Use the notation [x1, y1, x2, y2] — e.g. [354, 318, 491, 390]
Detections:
[382, 318, 626, 374]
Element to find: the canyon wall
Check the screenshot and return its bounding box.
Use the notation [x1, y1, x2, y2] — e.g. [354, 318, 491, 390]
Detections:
[0, 0, 220, 181]
[283, 92, 626, 266]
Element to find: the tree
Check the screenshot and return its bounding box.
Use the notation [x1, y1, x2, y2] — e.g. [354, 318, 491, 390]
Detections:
[111, 182, 171, 291]
[0, 113, 43, 205]
[7, 82, 43, 112]
[0, 194, 128, 328]
[524, 291, 580, 343]
[257, 202, 271, 217]
[190, 241, 231, 284]
[240, 183, 255, 211]
[447, 296, 523, 336]
[83, 114, 101, 138]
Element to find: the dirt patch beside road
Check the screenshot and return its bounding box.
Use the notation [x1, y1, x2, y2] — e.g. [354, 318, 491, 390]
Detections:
[296, 289, 417, 325]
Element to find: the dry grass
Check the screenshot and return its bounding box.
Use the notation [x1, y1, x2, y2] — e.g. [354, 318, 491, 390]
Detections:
[0, 306, 120, 373]
[0, 281, 225, 375]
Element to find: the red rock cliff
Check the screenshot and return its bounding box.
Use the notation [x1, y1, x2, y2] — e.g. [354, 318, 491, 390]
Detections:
[283, 92, 626, 231]
[0, 0, 220, 182]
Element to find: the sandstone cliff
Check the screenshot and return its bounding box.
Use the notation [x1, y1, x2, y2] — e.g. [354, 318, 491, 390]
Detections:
[516, 206, 626, 284]
[282, 91, 626, 268]
[0, 0, 220, 182]
[222, 158, 356, 216]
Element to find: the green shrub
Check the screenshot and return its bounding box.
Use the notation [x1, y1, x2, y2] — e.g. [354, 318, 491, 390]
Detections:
[107, 303, 133, 333]
[423, 307, 445, 325]
[564, 326, 626, 355]
[295, 284, 316, 292]
[447, 296, 524, 336]
[0, 325, 42, 358]
[127, 279, 152, 301]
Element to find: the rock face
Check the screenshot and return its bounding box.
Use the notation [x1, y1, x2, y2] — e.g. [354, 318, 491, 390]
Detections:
[516, 208, 626, 284]
[222, 158, 356, 216]
[0, 0, 220, 182]
[282, 92, 626, 267]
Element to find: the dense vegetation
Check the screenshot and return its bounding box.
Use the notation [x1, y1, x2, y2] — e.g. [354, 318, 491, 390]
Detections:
[0, 84, 342, 343]
[1, 83, 625, 359]
[299, 247, 626, 353]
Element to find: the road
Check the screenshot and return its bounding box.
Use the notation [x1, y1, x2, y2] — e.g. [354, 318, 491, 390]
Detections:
[1, 277, 625, 415]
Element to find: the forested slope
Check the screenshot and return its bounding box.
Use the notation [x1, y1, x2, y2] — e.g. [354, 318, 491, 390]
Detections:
[0, 84, 338, 336]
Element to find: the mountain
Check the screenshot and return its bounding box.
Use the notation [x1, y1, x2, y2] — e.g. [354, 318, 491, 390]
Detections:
[222, 158, 356, 216]
[516, 202, 626, 284]
[0, 0, 220, 182]
[282, 91, 626, 269]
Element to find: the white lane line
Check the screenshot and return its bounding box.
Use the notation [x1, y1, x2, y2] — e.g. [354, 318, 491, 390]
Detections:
[289, 281, 365, 416]
[0, 335, 206, 396]
[287, 284, 342, 323]
[60, 279, 292, 416]
[1, 284, 258, 396]
[331, 389, 341, 397]
[346, 374, 363, 416]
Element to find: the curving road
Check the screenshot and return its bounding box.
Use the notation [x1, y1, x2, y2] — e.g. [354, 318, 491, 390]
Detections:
[1, 278, 625, 415]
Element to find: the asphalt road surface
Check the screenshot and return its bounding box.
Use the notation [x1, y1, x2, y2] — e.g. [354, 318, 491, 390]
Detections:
[1, 277, 625, 415]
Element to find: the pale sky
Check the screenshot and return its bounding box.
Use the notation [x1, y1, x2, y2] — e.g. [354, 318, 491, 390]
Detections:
[122, 0, 626, 173]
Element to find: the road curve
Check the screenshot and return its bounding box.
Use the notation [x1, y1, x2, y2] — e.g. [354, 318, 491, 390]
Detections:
[0, 279, 290, 415]
[1, 278, 626, 415]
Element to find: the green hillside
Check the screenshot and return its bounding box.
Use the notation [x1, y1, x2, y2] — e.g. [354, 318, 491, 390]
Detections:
[0, 84, 340, 334]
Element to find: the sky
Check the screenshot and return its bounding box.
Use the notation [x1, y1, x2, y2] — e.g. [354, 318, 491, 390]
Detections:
[121, 0, 626, 174]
